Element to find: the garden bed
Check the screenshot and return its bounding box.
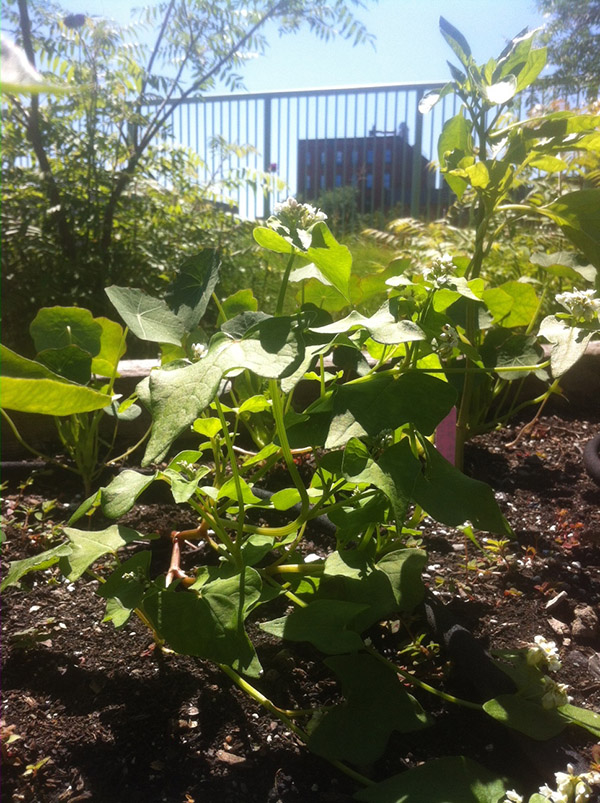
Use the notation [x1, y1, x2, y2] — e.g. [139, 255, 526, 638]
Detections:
[2, 410, 600, 803]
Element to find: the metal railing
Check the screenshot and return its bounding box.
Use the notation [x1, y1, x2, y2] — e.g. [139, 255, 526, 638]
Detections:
[156, 81, 458, 224]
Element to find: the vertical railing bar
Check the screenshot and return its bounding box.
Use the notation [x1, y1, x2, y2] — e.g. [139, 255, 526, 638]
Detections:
[285, 97, 291, 203]
[235, 99, 241, 214]
[254, 98, 259, 217]
[380, 90, 388, 215]
[401, 91, 409, 214]
[361, 92, 368, 216]
[342, 91, 349, 236]
[276, 97, 282, 207]
[426, 104, 435, 219]
[244, 99, 249, 218]
[370, 92, 378, 222]
[391, 89, 399, 219]
[263, 96, 272, 218]
[410, 88, 424, 217]
[352, 91, 358, 227]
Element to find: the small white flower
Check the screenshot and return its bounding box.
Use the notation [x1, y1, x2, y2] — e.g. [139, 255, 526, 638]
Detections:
[527, 634, 562, 672]
[503, 791, 524, 803]
[191, 342, 207, 360]
[556, 289, 600, 322]
[541, 678, 571, 709]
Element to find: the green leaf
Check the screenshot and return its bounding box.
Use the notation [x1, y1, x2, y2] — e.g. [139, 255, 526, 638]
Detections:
[465, 161, 490, 188]
[325, 372, 457, 449]
[530, 251, 596, 284]
[543, 190, 600, 269]
[143, 582, 261, 676]
[219, 289, 259, 323]
[0, 543, 72, 591]
[253, 226, 295, 254]
[529, 155, 567, 173]
[308, 654, 429, 765]
[105, 286, 185, 346]
[60, 525, 142, 580]
[91, 317, 126, 377]
[30, 306, 102, 356]
[269, 488, 302, 510]
[557, 703, 600, 738]
[143, 322, 301, 464]
[319, 549, 426, 632]
[100, 470, 157, 518]
[538, 315, 593, 378]
[217, 476, 262, 505]
[98, 551, 152, 627]
[483, 281, 539, 328]
[439, 17, 472, 68]
[169, 250, 221, 330]
[354, 755, 508, 802]
[482, 76, 517, 105]
[438, 112, 473, 198]
[491, 334, 546, 381]
[192, 417, 222, 438]
[260, 599, 367, 654]
[483, 695, 566, 740]
[310, 303, 425, 345]
[0, 345, 112, 415]
[377, 439, 511, 536]
[305, 222, 352, 300]
[36, 345, 92, 384]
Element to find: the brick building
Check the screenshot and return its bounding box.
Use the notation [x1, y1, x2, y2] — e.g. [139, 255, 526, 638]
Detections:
[296, 127, 444, 214]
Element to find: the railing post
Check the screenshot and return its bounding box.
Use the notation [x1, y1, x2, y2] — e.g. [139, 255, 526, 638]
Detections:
[410, 88, 424, 218]
[263, 96, 272, 218]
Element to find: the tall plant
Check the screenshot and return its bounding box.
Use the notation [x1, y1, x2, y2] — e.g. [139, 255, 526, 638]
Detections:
[1, 0, 373, 346]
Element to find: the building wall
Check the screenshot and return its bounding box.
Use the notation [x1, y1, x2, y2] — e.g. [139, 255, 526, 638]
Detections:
[297, 133, 440, 213]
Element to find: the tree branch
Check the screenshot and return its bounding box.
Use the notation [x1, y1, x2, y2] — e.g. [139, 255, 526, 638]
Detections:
[100, 0, 287, 257]
[16, 0, 76, 261]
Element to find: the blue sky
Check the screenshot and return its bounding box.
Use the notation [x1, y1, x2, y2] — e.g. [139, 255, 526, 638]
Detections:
[79, 0, 546, 92]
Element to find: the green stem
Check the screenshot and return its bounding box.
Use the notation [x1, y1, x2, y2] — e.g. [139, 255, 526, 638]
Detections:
[365, 645, 482, 711]
[275, 251, 295, 316]
[218, 663, 374, 788]
[269, 380, 310, 518]
[214, 396, 245, 550]
[105, 425, 151, 466]
[1, 409, 77, 474]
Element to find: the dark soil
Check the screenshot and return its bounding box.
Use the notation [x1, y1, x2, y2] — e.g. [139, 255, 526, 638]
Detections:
[2, 413, 600, 803]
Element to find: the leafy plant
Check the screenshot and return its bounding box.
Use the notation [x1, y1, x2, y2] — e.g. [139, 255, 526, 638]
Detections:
[1, 0, 374, 352]
[3, 19, 600, 802]
[0, 305, 143, 495]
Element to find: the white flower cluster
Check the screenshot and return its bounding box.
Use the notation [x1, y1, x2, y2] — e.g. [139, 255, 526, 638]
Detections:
[526, 634, 562, 673]
[540, 764, 600, 803]
[419, 253, 456, 287]
[540, 676, 571, 709]
[503, 765, 600, 803]
[555, 289, 600, 322]
[191, 342, 207, 360]
[432, 323, 459, 357]
[269, 197, 327, 245]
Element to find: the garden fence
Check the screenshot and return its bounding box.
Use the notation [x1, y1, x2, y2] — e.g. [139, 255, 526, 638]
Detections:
[149, 79, 586, 227]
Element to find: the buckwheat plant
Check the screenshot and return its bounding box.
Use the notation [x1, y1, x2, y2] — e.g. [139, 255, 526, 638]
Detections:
[504, 764, 600, 803]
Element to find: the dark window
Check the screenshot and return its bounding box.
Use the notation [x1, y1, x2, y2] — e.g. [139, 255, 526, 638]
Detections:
[351, 150, 358, 164]
[320, 174, 326, 189]
[335, 174, 342, 187]
[366, 173, 373, 189]
[385, 148, 392, 163]
[367, 149, 374, 165]
[306, 174, 311, 190]
[384, 172, 391, 189]
[336, 150, 343, 165]
[320, 151, 326, 166]
[306, 151, 311, 166]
